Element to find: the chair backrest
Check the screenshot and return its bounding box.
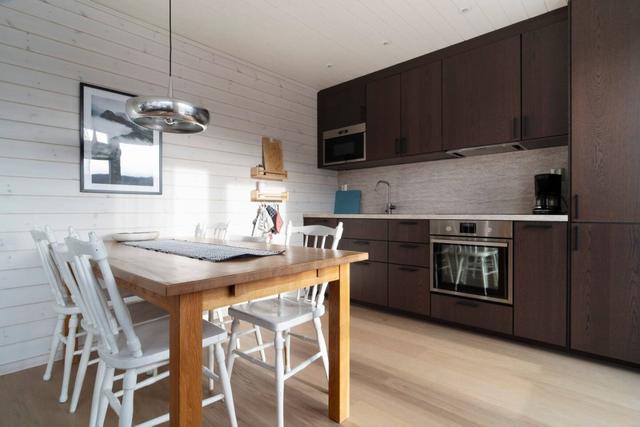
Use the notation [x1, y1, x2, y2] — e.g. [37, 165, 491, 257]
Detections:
[284, 221, 344, 307]
[195, 222, 229, 240]
[30, 226, 70, 308]
[60, 232, 141, 357]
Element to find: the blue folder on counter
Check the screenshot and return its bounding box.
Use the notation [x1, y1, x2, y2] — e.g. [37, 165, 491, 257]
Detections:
[334, 190, 361, 214]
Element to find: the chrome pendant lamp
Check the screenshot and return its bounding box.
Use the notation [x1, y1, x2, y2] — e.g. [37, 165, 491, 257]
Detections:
[126, 0, 209, 133]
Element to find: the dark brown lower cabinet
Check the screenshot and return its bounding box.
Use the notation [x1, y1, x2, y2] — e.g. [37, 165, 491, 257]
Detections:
[514, 222, 567, 346]
[388, 265, 429, 315]
[350, 261, 388, 306]
[431, 294, 513, 335]
[571, 223, 640, 364]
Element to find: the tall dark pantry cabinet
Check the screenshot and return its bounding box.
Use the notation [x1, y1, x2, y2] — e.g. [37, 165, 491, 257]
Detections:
[570, 0, 640, 364]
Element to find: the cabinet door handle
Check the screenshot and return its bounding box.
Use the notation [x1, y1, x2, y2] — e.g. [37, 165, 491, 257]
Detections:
[399, 244, 419, 249]
[573, 194, 579, 219]
[360, 105, 366, 121]
[456, 300, 478, 308]
[522, 116, 528, 138]
[572, 226, 579, 251]
[394, 138, 401, 154]
[399, 267, 418, 272]
[360, 261, 371, 266]
[353, 240, 370, 245]
[400, 137, 408, 154]
[398, 221, 418, 225]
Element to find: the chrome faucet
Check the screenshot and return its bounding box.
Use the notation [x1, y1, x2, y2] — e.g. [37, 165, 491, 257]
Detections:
[375, 180, 396, 214]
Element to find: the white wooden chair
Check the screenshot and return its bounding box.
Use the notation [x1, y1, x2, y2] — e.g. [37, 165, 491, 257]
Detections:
[226, 221, 344, 427]
[54, 233, 237, 427]
[31, 227, 86, 406]
[33, 226, 148, 414]
[195, 223, 267, 391]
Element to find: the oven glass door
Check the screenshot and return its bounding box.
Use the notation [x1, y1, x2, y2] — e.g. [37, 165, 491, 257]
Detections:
[323, 132, 365, 165]
[431, 238, 512, 304]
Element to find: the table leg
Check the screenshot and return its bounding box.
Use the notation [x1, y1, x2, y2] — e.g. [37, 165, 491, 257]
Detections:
[169, 292, 203, 427]
[328, 263, 350, 422]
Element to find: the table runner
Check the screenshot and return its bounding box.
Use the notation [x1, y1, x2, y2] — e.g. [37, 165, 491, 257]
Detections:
[123, 239, 284, 262]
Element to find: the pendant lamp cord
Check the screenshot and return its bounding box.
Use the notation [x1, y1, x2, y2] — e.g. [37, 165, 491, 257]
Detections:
[169, 0, 172, 78]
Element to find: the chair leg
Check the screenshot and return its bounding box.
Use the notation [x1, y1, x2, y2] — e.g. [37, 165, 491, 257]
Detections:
[274, 331, 285, 427]
[284, 330, 291, 373]
[254, 325, 267, 363]
[119, 370, 137, 427]
[89, 360, 106, 427]
[43, 313, 65, 381]
[70, 331, 93, 413]
[313, 318, 329, 379]
[208, 343, 215, 392]
[215, 343, 238, 427]
[97, 367, 115, 427]
[226, 318, 240, 377]
[59, 314, 78, 403]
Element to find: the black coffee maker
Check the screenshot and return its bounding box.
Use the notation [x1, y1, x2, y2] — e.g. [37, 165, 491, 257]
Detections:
[533, 173, 562, 214]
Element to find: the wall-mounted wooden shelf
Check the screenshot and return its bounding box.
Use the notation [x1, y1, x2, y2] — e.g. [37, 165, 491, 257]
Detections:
[250, 166, 288, 181]
[250, 189, 289, 203]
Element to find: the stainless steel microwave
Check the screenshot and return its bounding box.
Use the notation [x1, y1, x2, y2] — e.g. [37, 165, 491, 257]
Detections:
[322, 123, 366, 166]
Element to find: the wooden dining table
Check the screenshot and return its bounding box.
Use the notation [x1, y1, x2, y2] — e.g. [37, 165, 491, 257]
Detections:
[101, 239, 368, 427]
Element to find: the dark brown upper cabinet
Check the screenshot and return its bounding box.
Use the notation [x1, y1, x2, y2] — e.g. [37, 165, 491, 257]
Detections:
[522, 20, 568, 141]
[401, 62, 443, 155]
[317, 81, 366, 133]
[571, 223, 640, 364]
[366, 74, 402, 161]
[443, 36, 521, 150]
[571, 0, 640, 223]
[514, 222, 567, 347]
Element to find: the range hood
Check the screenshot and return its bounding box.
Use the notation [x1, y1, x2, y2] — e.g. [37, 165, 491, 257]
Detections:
[446, 142, 527, 158]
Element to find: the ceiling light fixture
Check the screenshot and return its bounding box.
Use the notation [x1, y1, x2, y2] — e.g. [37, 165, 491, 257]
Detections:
[126, 0, 209, 134]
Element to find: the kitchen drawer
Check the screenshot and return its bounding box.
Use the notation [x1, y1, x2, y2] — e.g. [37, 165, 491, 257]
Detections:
[431, 293, 513, 335]
[388, 242, 429, 267]
[350, 261, 388, 306]
[388, 264, 430, 315]
[303, 217, 338, 228]
[340, 238, 387, 262]
[341, 219, 388, 241]
[388, 220, 429, 243]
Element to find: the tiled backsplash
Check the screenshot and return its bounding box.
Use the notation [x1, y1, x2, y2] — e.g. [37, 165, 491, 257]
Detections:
[337, 146, 568, 214]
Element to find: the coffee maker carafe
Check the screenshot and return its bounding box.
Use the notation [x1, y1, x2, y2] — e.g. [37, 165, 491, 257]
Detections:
[533, 173, 562, 214]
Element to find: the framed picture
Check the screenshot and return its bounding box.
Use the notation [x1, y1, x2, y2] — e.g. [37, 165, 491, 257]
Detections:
[80, 83, 162, 194]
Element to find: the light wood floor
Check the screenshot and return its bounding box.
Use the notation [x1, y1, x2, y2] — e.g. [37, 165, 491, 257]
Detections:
[2, 305, 640, 426]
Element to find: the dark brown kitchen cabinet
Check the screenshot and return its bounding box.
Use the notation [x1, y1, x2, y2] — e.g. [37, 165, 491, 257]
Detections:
[571, 0, 640, 223]
[388, 242, 429, 268]
[317, 82, 366, 133]
[571, 223, 640, 364]
[341, 219, 388, 241]
[443, 36, 521, 150]
[388, 220, 429, 243]
[514, 222, 567, 346]
[340, 239, 388, 263]
[400, 62, 442, 155]
[388, 264, 430, 315]
[522, 20, 568, 140]
[366, 74, 402, 161]
[431, 294, 513, 335]
[350, 261, 388, 306]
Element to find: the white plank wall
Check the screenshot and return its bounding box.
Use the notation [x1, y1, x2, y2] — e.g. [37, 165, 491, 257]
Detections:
[338, 146, 568, 215]
[0, 0, 337, 374]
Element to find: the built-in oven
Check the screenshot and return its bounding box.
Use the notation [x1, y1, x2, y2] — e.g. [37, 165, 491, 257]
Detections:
[430, 220, 513, 305]
[322, 123, 366, 166]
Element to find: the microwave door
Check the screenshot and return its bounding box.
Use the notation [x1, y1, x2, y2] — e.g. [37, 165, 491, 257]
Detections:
[323, 124, 366, 165]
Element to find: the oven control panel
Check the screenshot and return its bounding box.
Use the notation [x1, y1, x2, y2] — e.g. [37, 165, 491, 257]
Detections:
[430, 220, 512, 239]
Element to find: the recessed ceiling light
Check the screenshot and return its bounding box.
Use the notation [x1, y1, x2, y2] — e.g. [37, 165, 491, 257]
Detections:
[326, 63, 333, 68]
[460, 6, 471, 14]
[382, 40, 390, 46]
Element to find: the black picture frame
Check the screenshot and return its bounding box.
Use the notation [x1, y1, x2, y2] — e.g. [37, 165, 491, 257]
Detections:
[79, 83, 162, 194]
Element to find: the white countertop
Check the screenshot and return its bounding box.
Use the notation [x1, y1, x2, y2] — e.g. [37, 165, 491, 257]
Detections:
[303, 213, 568, 222]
